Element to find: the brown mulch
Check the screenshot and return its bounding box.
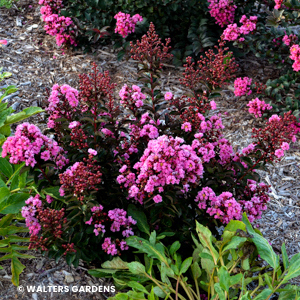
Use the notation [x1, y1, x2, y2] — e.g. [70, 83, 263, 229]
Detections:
[0, 0, 300, 299]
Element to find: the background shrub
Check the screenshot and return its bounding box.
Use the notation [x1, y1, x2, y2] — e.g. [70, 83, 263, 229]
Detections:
[54, 0, 263, 63]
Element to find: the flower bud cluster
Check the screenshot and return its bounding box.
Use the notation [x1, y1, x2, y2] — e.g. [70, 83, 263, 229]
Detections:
[21, 195, 70, 253]
[252, 112, 297, 162]
[59, 154, 102, 202]
[180, 41, 238, 91]
[130, 22, 172, 70]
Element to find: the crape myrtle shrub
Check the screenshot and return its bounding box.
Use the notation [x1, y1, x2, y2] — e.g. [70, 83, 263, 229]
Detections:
[38, 0, 267, 63]
[3, 24, 297, 267]
[221, 0, 300, 125]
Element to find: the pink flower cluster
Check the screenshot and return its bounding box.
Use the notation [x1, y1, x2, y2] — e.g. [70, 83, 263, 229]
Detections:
[283, 34, 297, 46]
[118, 135, 204, 204]
[274, 0, 284, 9]
[247, 98, 272, 118]
[222, 15, 257, 41]
[119, 84, 146, 109]
[275, 142, 290, 158]
[46, 84, 79, 128]
[85, 206, 136, 256]
[108, 208, 136, 237]
[208, 0, 237, 27]
[195, 188, 242, 223]
[114, 12, 143, 38]
[39, 0, 77, 47]
[234, 77, 252, 96]
[2, 123, 68, 168]
[239, 180, 270, 222]
[21, 195, 42, 235]
[239, 15, 257, 35]
[0, 40, 7, 46]
[195, 181, 270, 223]
[290, 44, 300, 72]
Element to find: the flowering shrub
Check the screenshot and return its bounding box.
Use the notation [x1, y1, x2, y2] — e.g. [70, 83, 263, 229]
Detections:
[2, 23, 297, 267]
[38, 0, 262, 61]
[39, 0, 77, 47]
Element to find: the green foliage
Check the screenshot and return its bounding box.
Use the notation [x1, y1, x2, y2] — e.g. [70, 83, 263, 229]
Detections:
[0, 68, 43, 145]
[0, 0, 18, 8]
[0, 67, 43, 286]
[60, 0, 219, 62]
[0, 214, 34, 286]
[0, 153, 37, 286]
[0, 158, 35, 214]
[89, 214, 300, 300]
[264, 72, 300, 119]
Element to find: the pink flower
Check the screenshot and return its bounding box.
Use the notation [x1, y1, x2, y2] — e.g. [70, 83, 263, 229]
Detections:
[222, 23, 240, 41]
[88, 148, 97, 156]
[269, 115, 281, 122]
[210, 101, 217, 110]
[164, 92, 173, 100]
[69, 121, 80, 129]
[283, 35, 291, 46]
[119, 165, 127, 173]
[281, 142, 289, 150]
[85, 217, 93, 225]
[290, 45, 300, 72]
[0, 40, 7, 46]
[181, 122, 192, 132]
[2, 123, 68, 169]
[275, 149, 284, 158]
[274, 0, 283, 9]
[135, 100, 144, 107]
[46, 195, 53, 204]
[153, 195, 162, 203]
